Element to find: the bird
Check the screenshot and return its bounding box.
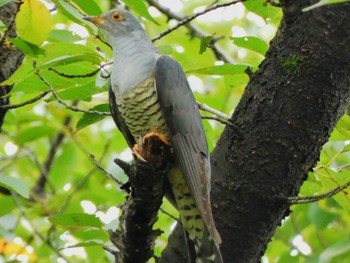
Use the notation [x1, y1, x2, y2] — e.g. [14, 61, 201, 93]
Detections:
[84, 9, 223, 263]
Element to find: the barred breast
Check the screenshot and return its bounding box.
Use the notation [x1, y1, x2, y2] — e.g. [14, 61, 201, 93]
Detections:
[115, 78, 169, 141]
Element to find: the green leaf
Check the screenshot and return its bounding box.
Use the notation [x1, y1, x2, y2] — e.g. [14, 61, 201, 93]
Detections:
[308, 203, 338, 229]
[16, 0, 53, 45]
[15, 125, 55, 144]
[0, 196, 16, 216]
[0, 20, 5, 29]
[0, 0, 11, 8]
[230, 36, 268, 56]
[50, 142, 78, 188]
[224, 73, 249, 88]
[157, 45, 173, 55]
[51, 0, 85, 26]
[0, 177, 29, 199]
[187, 64, 249, 75]
[303, 0, 350, 11]
[199, 36, 213, 55]
[47, 81, 106, 102]
[244, 0, 280, 21]
[71, 0, 102, 15]
[48, 30, 83, 43]
[123, 0, 159, 25]
[319, 239, 350, 262]
[35, 54, 102, 71]
[49, 213, 103, 228]
[10, 38, 46, 57]
[63, 240, 104, 249]
[3, 42, 103, 87]
[76, 104, 110, 130]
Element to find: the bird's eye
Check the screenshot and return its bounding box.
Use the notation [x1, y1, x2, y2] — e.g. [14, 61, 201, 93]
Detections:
[111, 11, 123, 21]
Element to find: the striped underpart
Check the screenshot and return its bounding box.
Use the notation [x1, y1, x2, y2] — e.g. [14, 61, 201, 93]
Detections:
[115, 78, 168, 140]
[117, 78, 215, 262]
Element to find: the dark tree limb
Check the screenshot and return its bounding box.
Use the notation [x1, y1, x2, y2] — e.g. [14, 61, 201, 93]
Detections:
[0, 2, 24, 130]
[161, 1, 350, 262]
[110, 136, 172, 263]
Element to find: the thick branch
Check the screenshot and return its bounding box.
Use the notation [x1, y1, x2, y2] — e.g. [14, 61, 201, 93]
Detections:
[162, 2, 350, 262]
[0, 2, 24, 130]
[110, 136, 172, 263]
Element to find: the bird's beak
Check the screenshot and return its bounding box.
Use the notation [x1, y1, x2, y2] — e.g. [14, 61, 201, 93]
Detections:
[83, 16, 106, 26]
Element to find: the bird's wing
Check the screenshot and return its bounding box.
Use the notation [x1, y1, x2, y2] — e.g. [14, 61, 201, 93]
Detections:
[155, 55, 221, 245]
[109, 84, 136, 148]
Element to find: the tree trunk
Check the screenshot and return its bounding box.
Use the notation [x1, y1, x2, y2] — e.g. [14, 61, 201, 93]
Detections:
[0, 2, 24, 130]
[161, 1, 350, 262]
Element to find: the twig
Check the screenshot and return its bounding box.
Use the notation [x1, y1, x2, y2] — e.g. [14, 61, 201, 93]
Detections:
[197, 102, 230, 120]
[35, 70, 111, 116]
[151, 0, 243, 42]
[95, 34, 112, 49]
[32, 112, 74, 197]
[12, 193, 70, 262]
[147, 0, 238, 63]
[202, 115, 235, 128]
[57, 142, 111, 216]
[160, 208, 180, 223]
[289, 180, 350, 204]
[90, 153, 123, 185]
[67, 130, 123, 185]
[0, 91, 49, 109]
[48, 62, 112, 78]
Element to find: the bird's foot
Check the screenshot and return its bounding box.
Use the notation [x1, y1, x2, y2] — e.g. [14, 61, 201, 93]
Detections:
[142, 131, 171, 146]
[132, 144, 147, 162]
[132, 132, 172, 169]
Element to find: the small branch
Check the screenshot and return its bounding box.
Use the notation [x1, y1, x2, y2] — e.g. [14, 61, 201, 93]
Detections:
[12, 193, 69, 261]
[48, 62, 112, 78]
[0, 91, 50, 109]
[110, 159, 169, 263]
[94, 34, 112, 49]
[67, 131, 123, 186]
[151, 0, 243, 42]
[197, 102, 230, 120]
[90, 154, 123, 185]
[110, 136, 172, 263]
[160, 208, 180, 223]
[147, 0, 238, 63]
[31, 112, 75, 197]
[202, 115, 236, 128]
[35, 70, 111, 116]
[289, 180, 350, 204]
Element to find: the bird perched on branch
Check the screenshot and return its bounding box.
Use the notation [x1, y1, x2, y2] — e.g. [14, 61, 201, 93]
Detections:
[84, 9, 222, 263]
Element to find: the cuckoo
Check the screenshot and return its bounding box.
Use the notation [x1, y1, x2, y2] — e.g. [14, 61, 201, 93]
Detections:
[84, 9, 223, 263]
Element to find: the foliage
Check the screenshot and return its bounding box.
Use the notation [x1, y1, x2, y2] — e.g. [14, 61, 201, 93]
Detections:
[0, 0, 349, 262]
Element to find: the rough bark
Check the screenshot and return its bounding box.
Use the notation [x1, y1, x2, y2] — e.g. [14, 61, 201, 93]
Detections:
[161, 1, 350, 262]
[110, 136, 171, 263]
[0, 2, 24, 129]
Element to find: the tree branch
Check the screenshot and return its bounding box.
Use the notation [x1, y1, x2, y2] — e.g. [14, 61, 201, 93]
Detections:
[289, 179, 350, 204]
[0, 2, 24, 129]
[162, 1, 350, 262]
[109, 135, 172, 263]
[0, 91, 50, 109]
[31, 111, 75, 197]
[147, 0, 240, 63]
[35, 70, 111, 116]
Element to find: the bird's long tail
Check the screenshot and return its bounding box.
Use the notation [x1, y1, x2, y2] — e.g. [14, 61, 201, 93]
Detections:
[187, 226, 222, 263]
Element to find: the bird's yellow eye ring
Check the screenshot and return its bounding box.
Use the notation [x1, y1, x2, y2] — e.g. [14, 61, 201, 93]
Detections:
[111, 11, 123, 21]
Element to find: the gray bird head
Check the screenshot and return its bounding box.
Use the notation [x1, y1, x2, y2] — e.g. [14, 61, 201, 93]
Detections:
[83, 9, 147, 47]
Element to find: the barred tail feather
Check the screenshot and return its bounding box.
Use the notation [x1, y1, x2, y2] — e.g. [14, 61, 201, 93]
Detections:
[191, 228, 223, 263]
